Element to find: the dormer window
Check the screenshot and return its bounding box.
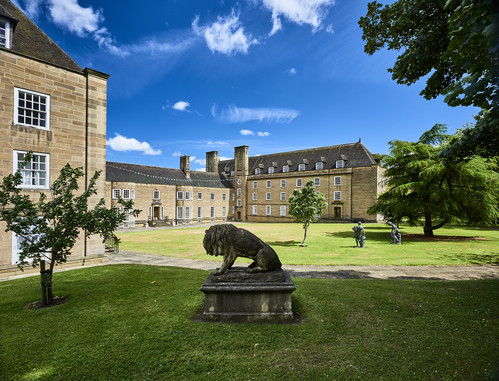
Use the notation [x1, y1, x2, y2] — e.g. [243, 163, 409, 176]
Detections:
[298, 163, 305, 171]
[255, 168, 261, 175]
[336, 160, 344, 168]
[268, 167, 274, 174]
[316, 162, 323, 170]
[283, 165, 289, 173]
[0, 18, 11, 49]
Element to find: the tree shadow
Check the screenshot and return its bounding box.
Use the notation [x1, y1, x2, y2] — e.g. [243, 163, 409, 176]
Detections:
[267, 240, 302, 247]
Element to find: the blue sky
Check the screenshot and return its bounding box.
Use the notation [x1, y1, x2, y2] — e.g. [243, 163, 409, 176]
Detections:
[13, 0, 479, 171]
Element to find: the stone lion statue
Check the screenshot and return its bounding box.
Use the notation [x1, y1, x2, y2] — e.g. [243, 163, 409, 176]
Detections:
[203, 224, 282, 276]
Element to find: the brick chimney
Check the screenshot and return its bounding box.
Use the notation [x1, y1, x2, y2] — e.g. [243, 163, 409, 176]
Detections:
[180, 155, 190, 178]
[206, 151, 218, 173]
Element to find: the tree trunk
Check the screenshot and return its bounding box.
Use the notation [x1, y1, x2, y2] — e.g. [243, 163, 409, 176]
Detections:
[301, 225, 308, 247]
[47, 258, 55, 305]
[40, 260, 47, 306]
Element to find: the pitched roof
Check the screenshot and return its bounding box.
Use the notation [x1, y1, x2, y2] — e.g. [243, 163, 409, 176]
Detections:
[106, 162, 232, 189]
[0, 0, 82, 72]
[218, 142, 377, 175]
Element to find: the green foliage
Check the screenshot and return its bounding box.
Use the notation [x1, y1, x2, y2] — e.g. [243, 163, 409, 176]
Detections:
[0, 153, 138, 304]
[359, 0, 499, 157]
[368, 125, 499, 236]
[288, 181, 327, 246]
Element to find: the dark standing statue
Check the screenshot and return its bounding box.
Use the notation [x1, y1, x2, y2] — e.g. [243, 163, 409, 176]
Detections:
[388, 221, 402, 244]
[352, 221, 366, 248]
[203, 224, 282, 276]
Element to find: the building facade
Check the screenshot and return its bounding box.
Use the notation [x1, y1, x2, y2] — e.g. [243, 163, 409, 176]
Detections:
[219, 142, 385, 223]
[106, 156, 232, 227]
[0, 1, 109, 276]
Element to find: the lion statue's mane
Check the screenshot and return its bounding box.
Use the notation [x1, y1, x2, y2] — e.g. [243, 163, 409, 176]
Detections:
[203, 224, 282, 276]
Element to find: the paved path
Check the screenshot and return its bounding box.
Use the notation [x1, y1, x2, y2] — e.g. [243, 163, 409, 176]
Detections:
[109, 251, 499, 281]
[2, 250, 498, 282]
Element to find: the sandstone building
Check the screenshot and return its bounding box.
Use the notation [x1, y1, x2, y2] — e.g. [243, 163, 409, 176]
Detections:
[107, 141, 384, 226]
[0, 1, 109, 276]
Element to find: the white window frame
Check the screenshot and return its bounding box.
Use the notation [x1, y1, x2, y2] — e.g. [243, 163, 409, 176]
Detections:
[252, 205, 258, 215]
[197, 192, 203, 200]
[185, 206, 191, 220]
[122, 189, 131, 199]
[266, 180, 271, 188]
[131, 189, 135, 199]
[185, 192, 192, 200]
[280, 179, 286, 188]
[280, 206, 286, 217]
[12, 223, 44, 265]
[222, 193, 227, 201]
[237, 188, 242, 196]
[266, 205, 271, 216]
[336, 160, 344, 168]
[255, 168, 261, 175]
[334, 191, 342, 201]
[252, 192, 257, 201]
[177, 206, 183, 219]
[334, 176, 342, 186]
[253, 181, 257, 189]
[280, 192, 286, 201]
[237, 199, 242, 207]
[210, 206, 215, 218]
[232, 206, 235, 215]
[14, 88, 50, 130]
[268, 167, 274, 174]
[198, 206, 203, 218]
[314, 177, 320, 187]
[148, 206, 152, 219]
[0, 18, 11, 49]
[13, 150, 49, 189]
[177, 191, 183, 200]
[112, 189, 121, 200]
[296, 178, 303, 187]
[231, 170, 235, 177]
[283, 165, 289, 173]
[211, 193, 215, 201]
[316, 162, 323, 170]
[222, 206, 227, 218]
[153, 190, 160, 200]
[298, 163, 305, 171]
[161, 206, 164, 220]
[266, 192, 271, 201]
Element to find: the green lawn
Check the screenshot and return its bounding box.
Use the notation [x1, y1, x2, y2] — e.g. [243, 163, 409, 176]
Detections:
[117, 223, 499, 266]
[1, 265, 497, 380]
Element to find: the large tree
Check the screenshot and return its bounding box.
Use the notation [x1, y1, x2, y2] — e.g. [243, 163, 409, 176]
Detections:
[368, 124, 499, 237]
[0, 156, 138, 306]
[359, 0, 499, 157]
[289, 181, 328, 246]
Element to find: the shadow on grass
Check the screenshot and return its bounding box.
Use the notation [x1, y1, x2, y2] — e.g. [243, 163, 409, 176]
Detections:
[326, 230, 487, 243]
[267, 240, 302, 247]
[444, 253, 499, 265]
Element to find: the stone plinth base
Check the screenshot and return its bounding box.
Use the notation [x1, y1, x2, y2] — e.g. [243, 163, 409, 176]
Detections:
[200, 267, 296, 322]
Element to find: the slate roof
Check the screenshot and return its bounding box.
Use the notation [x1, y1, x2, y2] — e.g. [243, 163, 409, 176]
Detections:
[0, 0, 82, 72]
[218, 142, 378, 175]
[106, 162, 232, 189]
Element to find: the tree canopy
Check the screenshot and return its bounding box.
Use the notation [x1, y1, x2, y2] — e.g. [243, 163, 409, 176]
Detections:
[0, 158, 137, 306]
[359, 0, 499, 157]
[288, 181, 327, 246]
[368, 124, 499, 237]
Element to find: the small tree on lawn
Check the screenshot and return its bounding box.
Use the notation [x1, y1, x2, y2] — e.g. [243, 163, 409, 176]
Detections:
[0, 154, 138, 306]
[289, 181, 327, 247]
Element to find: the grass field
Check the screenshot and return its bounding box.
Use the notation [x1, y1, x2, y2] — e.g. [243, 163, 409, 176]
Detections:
[116, 223, 499, 266]
[1, 265, 498, 380]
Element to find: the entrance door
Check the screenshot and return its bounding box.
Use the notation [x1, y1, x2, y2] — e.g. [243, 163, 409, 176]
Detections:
[153, 206, 160, 220]
[237, 211, 241, 220]
[334, 207, 341, 219]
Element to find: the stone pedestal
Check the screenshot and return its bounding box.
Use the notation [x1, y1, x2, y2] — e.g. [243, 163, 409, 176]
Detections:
[200, 267, 296, 322]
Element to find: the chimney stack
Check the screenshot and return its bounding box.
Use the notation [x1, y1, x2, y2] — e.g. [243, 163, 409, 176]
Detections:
[180, 155, 190, 178]
[206, 151, 218, 173]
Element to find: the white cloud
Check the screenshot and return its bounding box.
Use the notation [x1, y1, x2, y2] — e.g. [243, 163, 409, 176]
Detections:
[212, 104, 300, 124]
[263, 0, 335, 35]
[192, 11, 258, 55]
[172, 101, 190, 111]
[287, 68, 297, 75]
[219, 156, 232, 161]
[106, 133, 162, 155]
[326, 24, 334, 34]
[172, 151, 182, 157]
[208, 141, 229, 145]
[240, 130, 255, 136]
[258, 131, 270, 137]
[194, 167, 206, 172]
[193, 158, 206, 166]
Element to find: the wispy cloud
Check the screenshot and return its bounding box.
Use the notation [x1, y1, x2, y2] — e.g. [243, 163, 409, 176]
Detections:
[172, 151, 182, 157]
[212, 104, 300, 124]
[258, 131, 270, 137]
[263, 0, 335, 35]
[106, 133, 162, 155]
[219, 156, 232, 161]
[240, 130, 255, 136]
[192, 11, 258, 55]
[208, 140, 229, 145]
[287, 68, 297, 75]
